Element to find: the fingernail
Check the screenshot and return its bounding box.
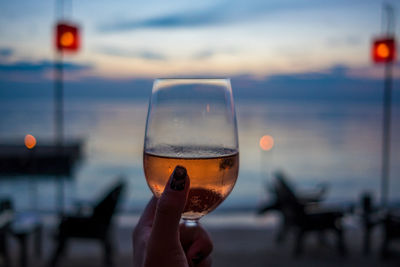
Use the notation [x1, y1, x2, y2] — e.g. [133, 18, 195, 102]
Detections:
[170, 165, 187, 191]
[191, 253, 203, 265]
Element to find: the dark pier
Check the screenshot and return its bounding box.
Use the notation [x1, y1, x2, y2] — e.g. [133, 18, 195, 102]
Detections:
[0, 141, 82, 176]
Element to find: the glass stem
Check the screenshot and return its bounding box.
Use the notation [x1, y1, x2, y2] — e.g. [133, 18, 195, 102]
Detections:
[183, 218, 199, 227]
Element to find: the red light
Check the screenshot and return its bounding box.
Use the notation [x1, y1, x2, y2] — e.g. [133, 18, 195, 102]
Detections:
[372, 37, 396, 63]
[55, 22, 80, 52]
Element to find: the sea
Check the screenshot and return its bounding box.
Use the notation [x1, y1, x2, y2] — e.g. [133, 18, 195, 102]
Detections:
[0, 97, 399, 214]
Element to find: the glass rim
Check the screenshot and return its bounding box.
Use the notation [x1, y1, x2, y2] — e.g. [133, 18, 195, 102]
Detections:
[154, 77, 230, 82]
[153, 78, 232, 92]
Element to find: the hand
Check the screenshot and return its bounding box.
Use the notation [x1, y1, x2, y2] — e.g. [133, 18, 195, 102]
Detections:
[133, 166, 213, 267]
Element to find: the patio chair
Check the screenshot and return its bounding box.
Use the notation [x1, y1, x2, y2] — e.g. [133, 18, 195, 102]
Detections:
[0, 199, 43, 267]
[257, 171, 329, 243]
[0, 199, 13, 267]
[381, 210, 400, 258]
[274, 174, 346, 256]
[359, 193, 383, 255]
[49, 179, 126, 267]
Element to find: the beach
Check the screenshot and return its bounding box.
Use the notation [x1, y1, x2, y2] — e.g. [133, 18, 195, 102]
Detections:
[3, 213, 400, 267]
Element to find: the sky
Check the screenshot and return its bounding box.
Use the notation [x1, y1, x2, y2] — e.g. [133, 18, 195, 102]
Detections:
[1, 0, 400, 207]
[0, 0, 400, 98]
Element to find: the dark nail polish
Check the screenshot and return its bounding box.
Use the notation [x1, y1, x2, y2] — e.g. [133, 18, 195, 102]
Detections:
[170, 165, 187, 191]
[192, 253, 203, 265]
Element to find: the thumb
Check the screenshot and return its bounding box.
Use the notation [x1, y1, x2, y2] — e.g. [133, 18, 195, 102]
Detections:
[151, 165, 190, 242]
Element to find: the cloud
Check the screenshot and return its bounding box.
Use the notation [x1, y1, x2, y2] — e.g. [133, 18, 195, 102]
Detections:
[97, 47, 166, 60]
[0, 60, 91, 72]
[2, 64, 398, 105]
[98, 0, 345, 32]
[191, 48, 239, 60]
[326, 36, 362, 47]
[100, 8, 224, 32]
[0, 60, 92, 82]
[0, 47, 13, 58]
[97, 46, 238, 61]
[231, 65, 390, 103]
[193, 50, 216, 60]
[98, 0, 303, 32]
[347, 62, 400, 80]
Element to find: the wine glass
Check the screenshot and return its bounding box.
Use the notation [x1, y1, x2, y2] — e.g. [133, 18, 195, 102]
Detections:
[143, 78, 239, 226]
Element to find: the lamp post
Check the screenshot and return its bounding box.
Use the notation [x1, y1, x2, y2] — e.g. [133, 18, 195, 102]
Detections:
[54, 0, 80, 214]
[25, 134, 38, 211]
[371, 4, 396, 207]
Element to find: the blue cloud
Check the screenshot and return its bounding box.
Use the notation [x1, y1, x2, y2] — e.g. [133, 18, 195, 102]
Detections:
[192, 48, 238, 60]
[99, 0, 295, 32]
[0, 60, 91, 72]
[0, 47, 13, 58]
[193, 50, 217, 60]
[2, 64, 398, 105]
[98, 0, 351, 32]
[97, 47, 166, 60]
[100, 8, 224, 32]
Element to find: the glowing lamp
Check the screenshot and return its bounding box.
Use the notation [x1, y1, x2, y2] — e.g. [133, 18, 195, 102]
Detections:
[25, 134, 37, 149]
[260, 135, 274, 151]
[55, 22, 80, 52]
[372, 37, 396, 63]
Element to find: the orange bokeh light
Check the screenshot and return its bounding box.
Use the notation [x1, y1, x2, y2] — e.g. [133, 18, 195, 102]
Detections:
[377, 43, 390, 59]
[25, 134, 37, 149]
[60, 32, 74, 47]
[259, 135, 274, 151]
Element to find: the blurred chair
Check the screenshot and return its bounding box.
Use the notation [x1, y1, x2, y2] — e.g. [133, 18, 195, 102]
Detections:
[258, 171, 329, 243]
[49, 178, 126, 267]
[0, 198, 42, 267]
[273, 172, 346, 256]
[0, 199, 13, 267]
[359, 192, 382, 255]
[12, 212, 43, 267]
[381, 210, 400, 258]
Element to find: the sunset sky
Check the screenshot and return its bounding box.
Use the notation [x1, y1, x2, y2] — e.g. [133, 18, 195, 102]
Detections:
[1, 0, 399, 82]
